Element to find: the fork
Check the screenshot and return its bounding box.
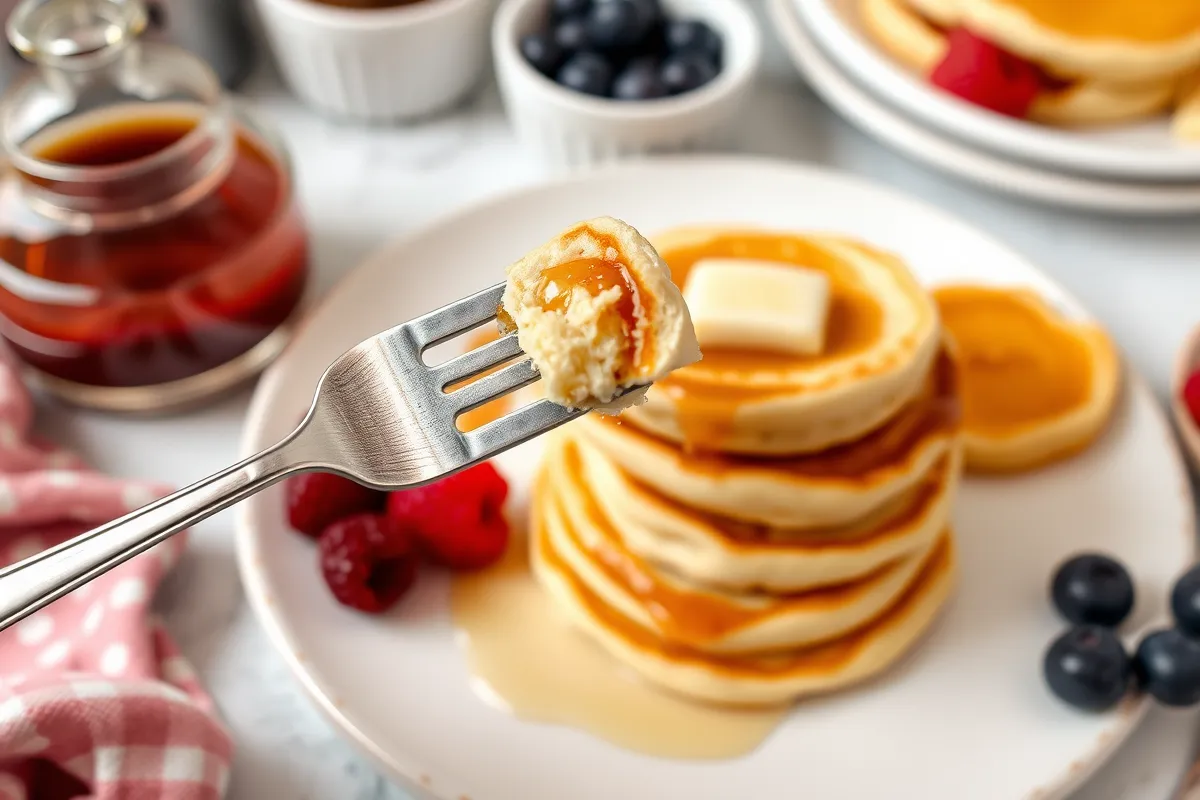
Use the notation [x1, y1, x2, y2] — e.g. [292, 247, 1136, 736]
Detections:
[0, 282, 624, 633]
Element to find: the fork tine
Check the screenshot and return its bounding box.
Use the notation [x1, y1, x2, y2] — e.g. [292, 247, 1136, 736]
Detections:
[463, 398, 586, 461]
[432, 332, 523, 389]
[459, 383, 648, 462]
[446, 358, 540, 412]
[407, 283, 506, 350]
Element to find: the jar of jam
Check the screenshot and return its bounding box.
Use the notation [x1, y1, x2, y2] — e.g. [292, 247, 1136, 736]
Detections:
[0, 0, 309, 412]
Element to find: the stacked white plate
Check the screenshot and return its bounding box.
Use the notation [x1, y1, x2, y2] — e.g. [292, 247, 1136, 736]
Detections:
[766, 0, 1200, 215]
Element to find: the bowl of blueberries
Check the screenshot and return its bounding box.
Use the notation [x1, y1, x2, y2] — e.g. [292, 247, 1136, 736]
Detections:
[492, 0, 761, 168]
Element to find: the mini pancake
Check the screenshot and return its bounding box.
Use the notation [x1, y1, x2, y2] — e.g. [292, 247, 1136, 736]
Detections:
[501, 216, 701, 412]
[531, 500, 959, 707]
[862, 0, 1180, 126]
[933, 284, 1120, 473]
[574, 350, 960, 530]
[623, 229, 941, 456]
[552, 430, 959, 592]
[960, 0, 1200, 82]
[539, 466, 938, 655]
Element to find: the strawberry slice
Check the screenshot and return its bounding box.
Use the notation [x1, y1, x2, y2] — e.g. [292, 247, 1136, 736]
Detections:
[930, 28, 1042, 118]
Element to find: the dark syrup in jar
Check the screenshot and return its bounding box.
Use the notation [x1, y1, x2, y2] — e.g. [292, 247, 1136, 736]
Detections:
[0, 114, 309, 388]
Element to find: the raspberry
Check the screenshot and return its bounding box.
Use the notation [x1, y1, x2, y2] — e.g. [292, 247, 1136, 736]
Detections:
[1183, 369, 1200, 429]
[930, 28, 1042, 118]
[286, 472, 384, 538]
[387, 462, 510, 571]
[318, 513, 418, 613]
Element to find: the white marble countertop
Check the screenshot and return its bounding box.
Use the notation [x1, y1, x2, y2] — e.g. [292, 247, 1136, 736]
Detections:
[36, 60, 1200, 799]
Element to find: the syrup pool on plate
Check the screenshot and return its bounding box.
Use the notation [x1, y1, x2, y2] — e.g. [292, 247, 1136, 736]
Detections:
[451, 528, 790, 759]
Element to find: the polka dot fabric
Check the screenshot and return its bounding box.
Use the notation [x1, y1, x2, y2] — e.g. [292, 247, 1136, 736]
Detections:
[0, 355, 232, 800]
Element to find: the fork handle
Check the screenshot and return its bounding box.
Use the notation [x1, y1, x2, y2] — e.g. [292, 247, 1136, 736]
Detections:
[0, 436, 303, 632]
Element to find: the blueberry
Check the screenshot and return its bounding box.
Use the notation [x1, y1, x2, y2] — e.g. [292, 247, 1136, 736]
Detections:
[551, 0, 591, 20]
[553, 17, 591, 52]
[660, 52, 719, 94]
[585, 0, 653, 50]
[629, 0, 663, 31]
[1171, 564, 1200, 637]
[665, 19, 722, 62]
[1134, 628, 1200, 706]
[1043, 626, 1131, 712]
[612, 57, 667, 100]
[520, 33, 565, 76]
[556, 51, 613, 96]
[631, 19, 666, 57]
[1051, 553, 1135, 628]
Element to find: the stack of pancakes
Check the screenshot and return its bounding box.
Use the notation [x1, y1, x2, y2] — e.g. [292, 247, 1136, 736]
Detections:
[531, 229, 964, 707]
[862, 0, 1200, 131]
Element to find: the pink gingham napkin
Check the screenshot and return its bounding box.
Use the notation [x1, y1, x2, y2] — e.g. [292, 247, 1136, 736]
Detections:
[0, 354, 232, 800]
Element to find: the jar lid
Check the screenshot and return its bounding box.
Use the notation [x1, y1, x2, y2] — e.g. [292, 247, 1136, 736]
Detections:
[8, 0, 149, 69]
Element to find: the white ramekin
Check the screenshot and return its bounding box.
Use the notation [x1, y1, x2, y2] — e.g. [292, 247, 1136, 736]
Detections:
[493, 0, 762, 170]
[254, 0, 495, 121]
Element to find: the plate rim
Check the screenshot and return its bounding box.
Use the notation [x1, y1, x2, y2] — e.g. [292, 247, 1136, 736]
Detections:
[769, 0, 1200, 215]
[235, 155, 1194, 800]
[795, 0, 1200, 182]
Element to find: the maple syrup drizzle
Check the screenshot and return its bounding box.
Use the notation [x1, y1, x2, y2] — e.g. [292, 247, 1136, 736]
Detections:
[553, 443, 912, 645]
[535, 255, 653, 377]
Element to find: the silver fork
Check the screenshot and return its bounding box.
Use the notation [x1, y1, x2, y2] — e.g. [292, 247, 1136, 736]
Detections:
[0, 282, 623, 632]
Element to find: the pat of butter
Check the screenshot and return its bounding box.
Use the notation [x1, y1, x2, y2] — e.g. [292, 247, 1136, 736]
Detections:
[683, 258, 831, 356]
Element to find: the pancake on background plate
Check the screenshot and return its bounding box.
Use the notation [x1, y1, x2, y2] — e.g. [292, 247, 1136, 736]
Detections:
[862, 0, 1200, 134]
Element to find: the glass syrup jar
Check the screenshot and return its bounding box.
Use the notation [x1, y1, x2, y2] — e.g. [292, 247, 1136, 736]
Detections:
[0, 0, 309, 412]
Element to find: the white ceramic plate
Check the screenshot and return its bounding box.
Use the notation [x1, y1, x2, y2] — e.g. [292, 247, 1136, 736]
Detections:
[236, 158, 1195, 800]
[769, 0, 1200, 215]
[797, 0, 1200, 182]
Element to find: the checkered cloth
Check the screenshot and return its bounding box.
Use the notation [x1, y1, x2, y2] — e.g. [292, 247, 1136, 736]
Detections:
[0, 352, 232, 800]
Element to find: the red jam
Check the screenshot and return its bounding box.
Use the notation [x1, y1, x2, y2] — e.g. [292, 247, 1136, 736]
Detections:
[0, 114, 308, 390]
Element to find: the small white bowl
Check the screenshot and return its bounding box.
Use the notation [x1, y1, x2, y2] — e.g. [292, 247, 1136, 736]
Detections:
[492, 0, 761, 169]
[254, 0, 494, 122]
[1170, 324, 1200, 472]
